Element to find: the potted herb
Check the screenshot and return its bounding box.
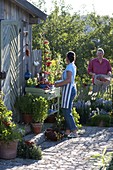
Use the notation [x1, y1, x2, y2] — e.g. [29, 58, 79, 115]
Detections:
[32, 96, 49, 134]
[0, 99, 23, 159]
[15, 93, 34, 124]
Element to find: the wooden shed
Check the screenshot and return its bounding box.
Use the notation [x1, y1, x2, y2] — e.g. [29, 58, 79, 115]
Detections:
[0, 0, 47, 111]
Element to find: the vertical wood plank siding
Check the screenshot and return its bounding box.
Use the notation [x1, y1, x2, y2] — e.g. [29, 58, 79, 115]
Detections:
[0, 0, 44, 120]
[1, 21, 19, 112]
[0, 0, 31, 115]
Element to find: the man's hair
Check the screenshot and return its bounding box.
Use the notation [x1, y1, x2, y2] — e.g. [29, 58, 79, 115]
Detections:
[97, 48, 104, 54]
[66, 51, 76, 63]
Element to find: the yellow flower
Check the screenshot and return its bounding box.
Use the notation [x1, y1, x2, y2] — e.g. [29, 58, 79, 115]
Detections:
[51, 60, 56, 66]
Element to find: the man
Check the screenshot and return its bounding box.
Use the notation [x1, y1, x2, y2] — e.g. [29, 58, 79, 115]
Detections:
[88, 48, 112, 93]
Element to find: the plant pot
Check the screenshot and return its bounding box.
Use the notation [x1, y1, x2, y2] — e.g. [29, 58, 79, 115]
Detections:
[32, 123, 43, 134]
[44, 114, 56, 123]
[23, 114, 32, 124]
[45, 128, 64, 141]
[0, 140, 18, 159]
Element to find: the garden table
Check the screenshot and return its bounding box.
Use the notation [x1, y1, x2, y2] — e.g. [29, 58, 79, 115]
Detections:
[25, 87, 61, 115]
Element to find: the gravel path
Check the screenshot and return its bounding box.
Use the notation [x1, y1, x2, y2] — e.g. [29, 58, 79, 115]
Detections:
[1, 126, 113, 170]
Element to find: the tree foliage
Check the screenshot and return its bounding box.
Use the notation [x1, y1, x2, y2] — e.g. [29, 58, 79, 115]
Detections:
[32, 0, 113, 82]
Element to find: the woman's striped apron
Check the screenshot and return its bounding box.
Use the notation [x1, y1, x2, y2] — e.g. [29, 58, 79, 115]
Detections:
[61, 83, 73, 108]
[61, 63, 76, 109]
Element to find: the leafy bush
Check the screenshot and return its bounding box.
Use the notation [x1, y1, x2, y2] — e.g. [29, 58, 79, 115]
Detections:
[55, 114, 65, 130]
[32, 96, 49, 123]
[17, 140, 42, 160]
[72, 107, 82, 129]
[88, 114, 110, 127]
[0, 99, 23, 142]
[15, 93, 34, 114]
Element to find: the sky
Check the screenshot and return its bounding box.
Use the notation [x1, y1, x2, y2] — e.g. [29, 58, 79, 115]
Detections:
[28, 0, 113, 17]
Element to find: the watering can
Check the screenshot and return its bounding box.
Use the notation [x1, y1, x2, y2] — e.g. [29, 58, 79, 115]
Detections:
[24, 63, 32, 80]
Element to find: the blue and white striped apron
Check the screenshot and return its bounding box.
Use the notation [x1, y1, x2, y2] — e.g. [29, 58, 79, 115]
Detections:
[61, 83, 73, 108]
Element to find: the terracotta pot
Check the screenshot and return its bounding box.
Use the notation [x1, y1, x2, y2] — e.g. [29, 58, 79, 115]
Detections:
[23, 114, 32, 124]
[0, 141, 18, 159]
[32, 123, 43, 134]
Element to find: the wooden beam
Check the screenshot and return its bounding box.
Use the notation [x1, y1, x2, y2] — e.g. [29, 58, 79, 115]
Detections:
[29, 17, 41, 24]
[0, 0, 4, 20]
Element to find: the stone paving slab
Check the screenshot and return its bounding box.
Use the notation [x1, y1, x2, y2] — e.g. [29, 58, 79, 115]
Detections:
[0, 126, 113, 170]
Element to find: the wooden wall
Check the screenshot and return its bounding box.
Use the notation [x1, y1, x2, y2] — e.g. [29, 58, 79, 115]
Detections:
[0, 0, 40, 118]
[2, 0, 34, 85]
[3, 0, 29, 22]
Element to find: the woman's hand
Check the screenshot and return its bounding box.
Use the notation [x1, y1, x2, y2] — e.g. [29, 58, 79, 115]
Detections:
[54, 71, 72, 87]
[54, 83, 59, 87]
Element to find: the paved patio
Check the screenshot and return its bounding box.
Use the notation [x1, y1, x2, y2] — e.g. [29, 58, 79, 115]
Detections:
[1, 126, 113, 170]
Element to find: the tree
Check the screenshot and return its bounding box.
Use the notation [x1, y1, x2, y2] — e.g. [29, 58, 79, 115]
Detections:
[32, 1, 113, 82]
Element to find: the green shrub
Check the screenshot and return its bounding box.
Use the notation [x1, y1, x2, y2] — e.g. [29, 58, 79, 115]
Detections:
[0, 99, 23, 142]
[72, 107, 82, 129]
[17, 140, 42, 160]
[88, 114, 110, 127]
[32, 96, 49, 123]
[15, 93, 34, 114]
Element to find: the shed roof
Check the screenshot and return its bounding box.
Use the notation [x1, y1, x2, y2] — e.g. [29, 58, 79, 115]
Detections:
[10, 0, 47, 21]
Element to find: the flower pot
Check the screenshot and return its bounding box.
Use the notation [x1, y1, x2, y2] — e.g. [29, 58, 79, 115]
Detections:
[45, 128, 64, 141]
[32, 123, 43, 134]
[44, 114, 56, 123]
[0, 141, 18, 159]
[23, 114, 32, 124]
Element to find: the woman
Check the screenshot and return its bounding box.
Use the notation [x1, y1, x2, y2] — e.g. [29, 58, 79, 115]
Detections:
[55, 51, 77, 138]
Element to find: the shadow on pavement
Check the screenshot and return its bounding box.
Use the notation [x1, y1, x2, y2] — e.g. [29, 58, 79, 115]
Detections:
[0, 158, 40, 170]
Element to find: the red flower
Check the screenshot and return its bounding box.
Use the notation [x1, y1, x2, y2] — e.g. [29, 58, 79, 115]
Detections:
[45, 57, 51, 60]
[45, 62, 52, 67]
[25, 141, 35, 146]
[44, 40, 49, 44]
[2, 121, 11, 126]
[43, 71, 50, 75]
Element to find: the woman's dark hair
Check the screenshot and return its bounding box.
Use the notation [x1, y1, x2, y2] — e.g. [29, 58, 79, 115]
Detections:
[66, 51, 76, 63]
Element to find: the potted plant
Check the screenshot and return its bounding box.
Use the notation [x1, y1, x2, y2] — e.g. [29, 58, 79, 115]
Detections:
[26, 78, 37, 87]
[0, 99, 23, 159]
[15, 93, 34, 124]
[32, 96, 49, 134]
